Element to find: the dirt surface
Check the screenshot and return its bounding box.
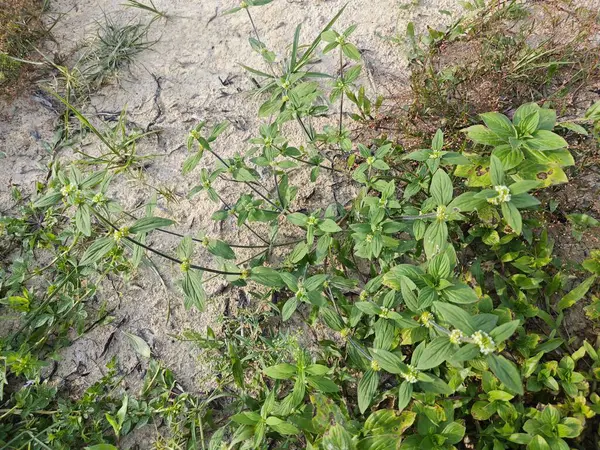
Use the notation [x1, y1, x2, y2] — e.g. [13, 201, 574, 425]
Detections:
[0, 0, 464, 416]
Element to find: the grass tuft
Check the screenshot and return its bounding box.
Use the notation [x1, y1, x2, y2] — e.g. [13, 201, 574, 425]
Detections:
[80, 15, 156, 87]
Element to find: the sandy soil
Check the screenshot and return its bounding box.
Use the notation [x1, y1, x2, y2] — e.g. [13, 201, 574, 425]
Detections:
[0, 0, 465, 409]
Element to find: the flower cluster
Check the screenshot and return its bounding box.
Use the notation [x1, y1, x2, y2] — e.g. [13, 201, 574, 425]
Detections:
[436, 205, 447, 221]
[61, 183, 75, 197]
[419, 311, 434, 328]
[471, 330, 496, 355]
[487, 185, 511, 205]
[113, 227, 129, 243]
[449, 329, 464, 345]
[402, 365, 419, 384]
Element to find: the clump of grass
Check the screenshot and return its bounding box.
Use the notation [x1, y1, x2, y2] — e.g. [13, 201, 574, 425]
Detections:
[0, 0, 47, 94]
[81, 15, 156, 87]
[394, 1, 600, 136]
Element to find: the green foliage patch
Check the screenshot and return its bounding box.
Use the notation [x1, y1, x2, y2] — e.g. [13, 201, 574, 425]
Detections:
[1, 1, 600, 449]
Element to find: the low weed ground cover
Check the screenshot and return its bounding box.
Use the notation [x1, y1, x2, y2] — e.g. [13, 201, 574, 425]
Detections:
[0, 0, 50, 95]
[1, 1, 600, 449]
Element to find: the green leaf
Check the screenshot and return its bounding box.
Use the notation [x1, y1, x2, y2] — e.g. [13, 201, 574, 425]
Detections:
[318, 218, 341, 233]
[537, 108, 557, 130]
[501, 201, 522, 234]
[430, 169, 453, 206]
[355, 301, 381, 316]
[488, 390, 514, 402]
[223, 6, 242, 14]
[266, 416, 299, 435]
[431, 129, 444, 151]
[510, 193, 540, 209]
[182, 269, 206, 310]
[322, 424, 356, 450]
[558, 121, 588, 135]
[399, 277, 420, 312]
[123, 331, 151, 358]
[415, 336, 456, 370]
[515, 105, 540, 136]
[294, 4, 347, 71]
[249, 267, 284, 287]
[33, 191, 63, 208]
[423, 220, 448, 258]
[264, 363, 297, 379]
[492, 145, 524, 170]
[306, 375, 339, 393]
[369, 348, 407, 375]
[207, 239, 236, 260]
[508, 433, 533, 445]
[304, 274, 328, 291]
[76, 204, 92, 236]
[433, 301, 475, 334]
[489, 155, 505, 186]
[80, 237, 116, 266]
[129, 216, 175, 234]
[557, 417, 583, 438]
[486, 354, 523, 395]
[584, 100, 600, 120]
[287, 212, 308, 226]
[480, 112, 517, 140]
[208, 428, 226, 450]
[447, 191, 486, 213]
[231, 411, 261, 425]
[282, 297, 299, 321]
[86, 444, 119, 450]
[464, 124, 507, 146]
[183, 151, 203, 174]
[342, 42, 361, 60]
[306, 364, 330, 376]
[556, 275, 596, 311]
[441, 421, 466, 445]
[358, 369, 379, 414]
[509, 180, 540, 195]
[489, 320, 520, 343]
[471, 401, 496, 420]
[320, 307, 344, 331]
[527, 435, 550, 450]
[442, 283, 479, 304]
[397, 381, 413, 411]
[526, 130, 568, 150]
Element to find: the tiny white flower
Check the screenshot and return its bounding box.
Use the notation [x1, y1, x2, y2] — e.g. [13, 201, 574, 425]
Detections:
[449, 329, 464, 345]
[436, 205, 447, 222]
[420, 311, 434, 328]
[403, 365, 419, 384]
[487, 185, 511, 205]
[471, 330, 496, 355]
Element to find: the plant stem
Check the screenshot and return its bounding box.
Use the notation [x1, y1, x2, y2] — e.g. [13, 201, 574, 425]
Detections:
[92, 210, 243, 275]
[339, 46, 344, 136]
[153, 227, 301, 249]
[286, 153, 344, 173]
[210, 189, 271, 244]
[246, 8, 262, 46]
[207, 147, 281, 211]
[203, 248, 268, 284]
[245, 8, 278, 78]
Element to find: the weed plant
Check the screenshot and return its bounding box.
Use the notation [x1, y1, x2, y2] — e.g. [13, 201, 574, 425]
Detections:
[80, 15, 155, 87]
[0, 0, 50, 93]
[1, 1, 600, 449]
[404, 1, 600, 129]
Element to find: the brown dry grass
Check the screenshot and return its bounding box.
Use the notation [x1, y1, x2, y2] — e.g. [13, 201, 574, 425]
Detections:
[0, 0, 46, 96]
[359, 0, 600, 150]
